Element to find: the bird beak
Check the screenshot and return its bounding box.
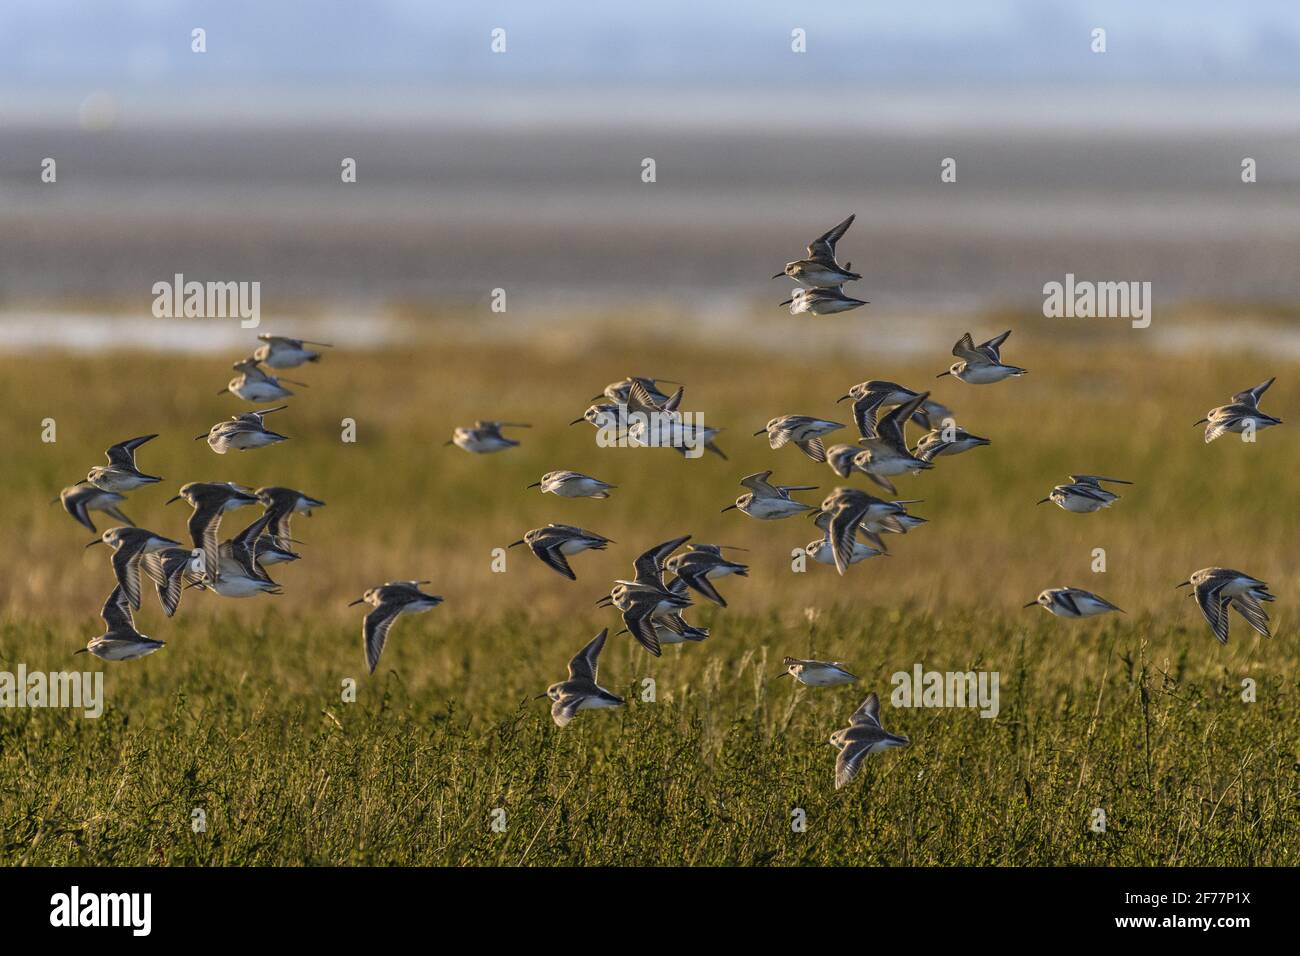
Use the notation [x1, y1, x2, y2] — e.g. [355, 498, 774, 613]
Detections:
[347, 597, 365, 606]
[935, 371, 951, 378]
[752, 429, 767, 436]
[771, 272, 785, 280]
[533, 692, 549, 700]
[720, 504, 737, 513]
[508, 540, 524, 548]
[526, 482, 541, 489]
[778, 298, 793, 307]
[773, 670, 789, 679]
[74, 648, 88, 655]
[443, 439, 454, 446]
[1191, 418, 1208, 427]
[165, 495, 182, 505]
[1175, 580, 1190, 589]
[216, 387, 228, 395]
[1035, 498, 1050, 505]
[1022, 601, 1038, 608]
[85, 539, 103, 549]
[835, 394, 850, 403]
[194, 434, 208, 441]
[568, 418, 585, 426]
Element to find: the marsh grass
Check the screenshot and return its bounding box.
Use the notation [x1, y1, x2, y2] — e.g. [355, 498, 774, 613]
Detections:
[1, 314, 1296, 865]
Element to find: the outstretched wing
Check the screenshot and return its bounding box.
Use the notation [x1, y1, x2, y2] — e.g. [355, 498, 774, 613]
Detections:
[1193, 583, 1230, 645]
[876, 392, 929, 452]
[1231, 377, 1275, 407]
[105, 434, 156, 468]
[100, 584, 136, 632]
[621, 606, 663, 657]
[806, 213, 855, 261]
[363, 603, 406, 673]
[568, 628, 608, 682]
[851, 691, 882, 727]
[531, 540, 577, 580]
[739, 471, 777, 494]
[631, 535, 691, 587]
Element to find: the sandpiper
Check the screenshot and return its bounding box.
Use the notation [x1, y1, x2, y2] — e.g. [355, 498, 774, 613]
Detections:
[139, 547, 194, 617]
[198, 406, 290, 454]
[664, 544, 749, 607]
[349, 581, 444, 674]
[190, 512, 282, 598]
[597, 535, 693, 656]
[837, 381, 953, 432]
[219, 358, 305, 402]
[57, 482, 134, 533]
[1177, 568, 1274, 644]
[86, 434, 161, 493]
[644, 579, 710, 646]
[1024, 587, 1123, 618]
[805, 533, 884, 567]
[721, 471, 817, 519]
[596, 377, 679, 406]
[1037, 475, 1132, 513]
[570, 403, 624, 431]
[77, 585, 166, 661]
[622, 382, 729, 460]
[255, 486, 326, 546]
[778, 657, 857, 686]
[914, 425, 991, 462]
[447, 421, 529, 453]
[850, 391, 934, 494]
[528, 471, 616, 499]
[773, 214, 862, 288]
[166, 481, 260, 580]
[86, 526, 184, 610]
[541, 628, 625, 726]
[830, 692, 909, 789]
[817, 487, 893, 575]
[252, 334, 331, 368]
[755, 416, 845, 463]
[509, 524, 613, 580]
[780, 285, 868, 316]
[1194, 378, 1282, 443]
[809, 496, 923, 553]
[937, 331, 1027, 383]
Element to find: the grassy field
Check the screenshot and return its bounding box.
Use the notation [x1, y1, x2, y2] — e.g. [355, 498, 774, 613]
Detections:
[1, 310, 1297, 865]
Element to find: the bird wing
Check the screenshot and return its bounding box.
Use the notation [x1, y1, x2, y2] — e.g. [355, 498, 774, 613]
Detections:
[739, 471, 777, 495]
[851, 691, 883, 727]
[188, 500, 226, 582]
[568, 628, 608, 683]
[551, 696, 583, 727]
[111, 538, 148, 609]
[105, 434, 156, 468]
[876, 392, 929, 452]
[806, 213, 855, 261]
[678, 569, 727, 607]
[531, 540, 577, 580]
[363, 603, 406, 673]
[62, 486, 97, 533]
[632, 535, 691, 587]
[951, 332, 982, 362]
[621, 605, 663, 657]
[828, 498, 873, 575]
[795, 437, 827, 463]
[1193, 582, 1230, 644]
[1230, 595, 1271, 639]
[100, 583, 136, 632]
[978, 330, 1012, 362]
[835, 739, 872, 790]
[1231, 377, 1275, 407]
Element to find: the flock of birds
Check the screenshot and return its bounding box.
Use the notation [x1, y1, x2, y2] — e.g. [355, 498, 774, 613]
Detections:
[55, 217, 1284, 790]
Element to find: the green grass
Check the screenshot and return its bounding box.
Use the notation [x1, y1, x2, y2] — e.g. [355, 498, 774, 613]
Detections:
[1, 315, 1297, 865]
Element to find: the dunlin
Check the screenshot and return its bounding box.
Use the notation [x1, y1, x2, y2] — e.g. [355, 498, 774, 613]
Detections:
[914, 425, 991, 462]
[349, 581, 444, 674]
[596, 377, 679, 406]
[1176, 568, 1274, 644]
[830, 692, 909, 789]
[86, 526, 184, 610]
[528, 471, 616, 499]
[509, 524, 613, 580]
[1037, 474, 1132, 513]
[778, 657, 858, 686]
[191, 512, 282, 598]
[937, 331, 1027, 384]
[447, 421, 529, 453]
[817, 487, 892, 575]
[77, 585, 166, 661]
[219, 358, 304, 402]
[253, 334, 331, 368]
[837, 381, 953, 432]
[779, 285, 868, 316]
[755, 416, 844, 463]
[256, 486, 326, 546]
[664, 544, 749, 607]
[57, 482, 133, 533]
[139, 547, 194, 617]
[597, 535, 693, 656]
[86, 434, 161, 493]
[541, 628, 625, 726]
[198, 406, 290, 454]
[773, 214, 862, 288]
[849, 391, 934, 493]
[1194, 378, 1282, 443]
[1024, 587, 1123, 618]
[721, 471, 817, 519]
[166, 481, 260, 580]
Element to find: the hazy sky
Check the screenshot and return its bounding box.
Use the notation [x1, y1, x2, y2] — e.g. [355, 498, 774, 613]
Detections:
[4, 0, 1300, 96]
